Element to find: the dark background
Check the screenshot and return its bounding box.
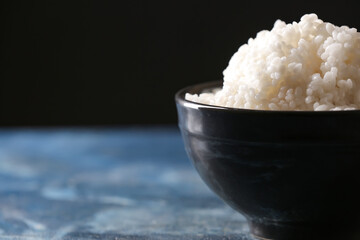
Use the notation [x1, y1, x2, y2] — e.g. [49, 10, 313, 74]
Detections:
[1, 1, 360, 126]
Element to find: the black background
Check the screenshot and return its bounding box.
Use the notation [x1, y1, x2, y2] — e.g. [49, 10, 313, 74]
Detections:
[1, 1, 360, 126]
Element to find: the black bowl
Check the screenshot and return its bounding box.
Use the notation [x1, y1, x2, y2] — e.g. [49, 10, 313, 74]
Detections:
[175, 81, 360, 240]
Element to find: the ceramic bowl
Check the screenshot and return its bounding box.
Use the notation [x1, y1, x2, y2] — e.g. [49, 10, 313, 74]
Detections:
[175, 81, 360, 240]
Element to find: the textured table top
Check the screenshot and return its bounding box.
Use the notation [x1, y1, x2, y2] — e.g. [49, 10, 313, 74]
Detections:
[0, 127, 252, 240]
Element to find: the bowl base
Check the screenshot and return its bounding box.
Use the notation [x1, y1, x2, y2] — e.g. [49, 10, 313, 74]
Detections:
[249, 220, 360, 240]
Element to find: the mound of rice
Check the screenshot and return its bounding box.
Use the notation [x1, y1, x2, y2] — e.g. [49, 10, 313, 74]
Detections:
[186, 14, 360, 111]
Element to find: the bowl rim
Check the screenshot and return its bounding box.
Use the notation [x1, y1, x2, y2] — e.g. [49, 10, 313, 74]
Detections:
[175, 81, 360, 115]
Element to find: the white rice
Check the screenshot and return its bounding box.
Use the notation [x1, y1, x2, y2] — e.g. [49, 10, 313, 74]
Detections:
[186, 14, 360, 111]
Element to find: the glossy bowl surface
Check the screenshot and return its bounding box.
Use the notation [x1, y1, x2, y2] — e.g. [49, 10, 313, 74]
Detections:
[175, 81, 360, 240]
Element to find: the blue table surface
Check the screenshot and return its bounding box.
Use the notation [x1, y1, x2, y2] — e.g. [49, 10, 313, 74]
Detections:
[0, 127, 252, 240]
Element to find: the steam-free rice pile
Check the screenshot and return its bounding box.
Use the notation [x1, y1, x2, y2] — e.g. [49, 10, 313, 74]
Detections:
[186, 14, 360, 111]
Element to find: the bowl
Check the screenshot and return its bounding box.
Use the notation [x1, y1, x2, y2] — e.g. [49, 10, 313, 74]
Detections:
[175, 81, 360, 240]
